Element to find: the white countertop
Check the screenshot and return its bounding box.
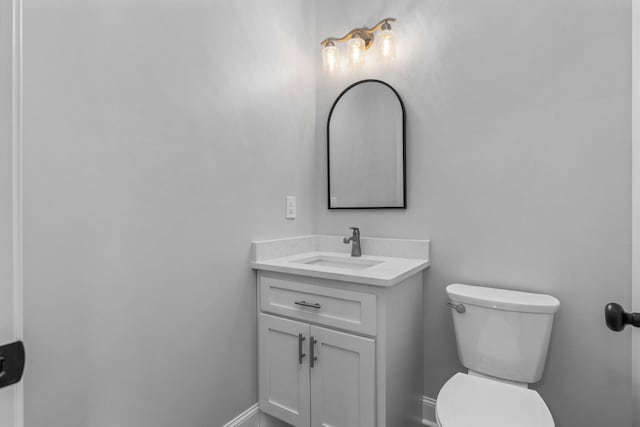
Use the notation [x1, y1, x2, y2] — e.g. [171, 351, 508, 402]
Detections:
[251, 236, 430, 286]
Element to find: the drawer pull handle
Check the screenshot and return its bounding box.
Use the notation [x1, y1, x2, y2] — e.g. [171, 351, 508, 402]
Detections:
[295, 300, 321, 309]
[298, 333, 306, 364]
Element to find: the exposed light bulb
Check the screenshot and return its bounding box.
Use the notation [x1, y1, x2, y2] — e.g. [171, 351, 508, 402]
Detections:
[347, 34, 365, 69]
[322, 42, 339, 75]
[379, 22, 396, 62]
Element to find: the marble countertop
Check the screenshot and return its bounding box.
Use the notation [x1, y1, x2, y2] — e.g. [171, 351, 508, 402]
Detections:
[251, 235, 430, 286]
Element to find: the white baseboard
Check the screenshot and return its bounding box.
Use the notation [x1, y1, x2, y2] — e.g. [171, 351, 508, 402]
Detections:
[225, 397, 438, 427]
[222, 403, 260, 427]
[422, 396, 437, 426]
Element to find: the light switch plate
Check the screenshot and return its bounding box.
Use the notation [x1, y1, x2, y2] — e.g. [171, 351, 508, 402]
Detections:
[286, 196, 296, 219]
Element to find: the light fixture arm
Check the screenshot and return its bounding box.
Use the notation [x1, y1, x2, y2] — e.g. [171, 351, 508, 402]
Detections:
[320, 18, 396, 50]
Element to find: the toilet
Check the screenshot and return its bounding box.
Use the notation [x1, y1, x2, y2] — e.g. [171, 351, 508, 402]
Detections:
[436, 283, 560, 427]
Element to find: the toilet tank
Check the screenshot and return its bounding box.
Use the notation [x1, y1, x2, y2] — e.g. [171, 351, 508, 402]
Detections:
[446, 284, 560, 384]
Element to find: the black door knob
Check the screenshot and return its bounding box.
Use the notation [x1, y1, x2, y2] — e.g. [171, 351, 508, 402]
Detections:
[0, 341, 24, 389]
[604, 303, 640, 332]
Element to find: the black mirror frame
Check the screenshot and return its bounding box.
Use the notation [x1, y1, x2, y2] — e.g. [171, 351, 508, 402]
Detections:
[327, 79, 407, 210]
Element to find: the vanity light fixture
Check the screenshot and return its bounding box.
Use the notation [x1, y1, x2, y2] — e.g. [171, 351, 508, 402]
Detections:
[347, 34, 365, 69]
[320, 18, 397, 75]
[379, 20, 396, 62]
[322, 41, 340, 75]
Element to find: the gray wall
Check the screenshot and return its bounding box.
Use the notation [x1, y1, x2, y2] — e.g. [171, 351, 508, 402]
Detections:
[17, 0, 633, 426]
[315, 0, 632, 426]
[0, 0, 15, 423]
[22, 1, 315, 426]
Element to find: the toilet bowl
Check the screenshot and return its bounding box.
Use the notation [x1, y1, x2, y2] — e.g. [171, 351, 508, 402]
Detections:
[435, 373, 554, 427]
[436, 284, 560, 427]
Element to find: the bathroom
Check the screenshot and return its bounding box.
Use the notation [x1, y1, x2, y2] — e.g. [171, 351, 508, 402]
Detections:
[0, 0, 636, 426]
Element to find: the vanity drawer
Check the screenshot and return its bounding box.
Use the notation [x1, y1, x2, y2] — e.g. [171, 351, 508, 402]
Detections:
[259, 275, 377, 336]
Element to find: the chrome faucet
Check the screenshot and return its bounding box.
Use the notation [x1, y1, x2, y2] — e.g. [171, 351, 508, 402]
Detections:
[343, 227, 362, 257]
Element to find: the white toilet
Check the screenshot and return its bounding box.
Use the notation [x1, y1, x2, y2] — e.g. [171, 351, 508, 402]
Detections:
[436, 283, 560, 427]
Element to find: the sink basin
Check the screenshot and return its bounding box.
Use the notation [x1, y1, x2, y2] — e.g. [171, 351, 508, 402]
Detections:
[293, 255, 383, 271]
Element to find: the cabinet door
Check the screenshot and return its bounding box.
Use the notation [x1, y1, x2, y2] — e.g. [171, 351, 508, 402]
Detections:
[309, 325, 375, 427]
[259, 314, 311, 427]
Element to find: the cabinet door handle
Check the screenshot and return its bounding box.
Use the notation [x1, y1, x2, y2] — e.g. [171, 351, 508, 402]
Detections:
[310, 336, 318, 368]
[298, 333, 306, 364]
[295, 300, 321, 309]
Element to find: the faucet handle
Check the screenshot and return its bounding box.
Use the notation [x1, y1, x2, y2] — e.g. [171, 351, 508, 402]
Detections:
[349, 227, 360, 234]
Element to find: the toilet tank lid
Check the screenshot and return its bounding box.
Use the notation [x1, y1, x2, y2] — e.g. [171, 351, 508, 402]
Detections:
[446, 284, 560, 314]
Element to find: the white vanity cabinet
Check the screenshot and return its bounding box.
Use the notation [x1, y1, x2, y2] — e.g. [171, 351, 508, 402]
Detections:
[252, 235, 430, 427]
[258, 314, 311, 426]
[259, 312, 375, 427]
[256, 269, 425, 427]
[308, 325, 375, 427]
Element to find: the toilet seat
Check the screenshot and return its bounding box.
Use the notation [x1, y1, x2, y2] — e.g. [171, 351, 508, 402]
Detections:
[436, 373, 554, 427]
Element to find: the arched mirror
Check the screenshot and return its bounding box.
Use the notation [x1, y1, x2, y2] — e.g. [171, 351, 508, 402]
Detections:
[327, 79, 406, 209]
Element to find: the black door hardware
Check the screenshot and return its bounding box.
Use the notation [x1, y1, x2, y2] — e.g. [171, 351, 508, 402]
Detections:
[298, 333, 306, 365]
[605, 303, 640, 331]
[0, 341, 25, 389]
[310, 337, 318, 368]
